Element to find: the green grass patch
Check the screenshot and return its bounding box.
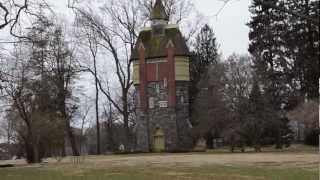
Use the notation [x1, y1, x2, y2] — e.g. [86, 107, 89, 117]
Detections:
[0, 163, 317, 180]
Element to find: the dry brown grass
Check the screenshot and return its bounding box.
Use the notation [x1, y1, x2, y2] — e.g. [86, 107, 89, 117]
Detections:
[0, 145, 318, 180]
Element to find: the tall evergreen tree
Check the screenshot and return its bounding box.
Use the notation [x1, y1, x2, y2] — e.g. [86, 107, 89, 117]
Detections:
[192, 24, 219, 80]
[190, 24, 219, 122]
[285, 0, 319, 100]
[192, 62, 227, 148]
[190, 24, 226, 148]
[248, 0, 292, 112]
[248, 0, 318, 146]
[249, 0, 319, 103]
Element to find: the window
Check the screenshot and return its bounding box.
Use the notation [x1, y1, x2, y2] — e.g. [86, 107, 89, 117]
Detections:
[163, 78, 167, 88]
[156, 84, 160, 94]
[149, 97, 155, 109]
[180, 95, 184, 104]
[159, 101, 168, 108]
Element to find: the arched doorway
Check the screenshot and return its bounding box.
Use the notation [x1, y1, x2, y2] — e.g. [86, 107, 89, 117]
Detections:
[153, 128, 165, 152]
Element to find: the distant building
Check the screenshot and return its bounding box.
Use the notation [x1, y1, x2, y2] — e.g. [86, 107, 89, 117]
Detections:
[0, 143, 17, 160]
[289, 120, 305, 142]
[132, 0, 193, 152]
[0, 145, 9, 160]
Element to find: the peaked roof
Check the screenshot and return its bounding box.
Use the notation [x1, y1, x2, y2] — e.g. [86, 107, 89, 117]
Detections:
[151, 0, 169, 20]
[130, 27, 190, 60]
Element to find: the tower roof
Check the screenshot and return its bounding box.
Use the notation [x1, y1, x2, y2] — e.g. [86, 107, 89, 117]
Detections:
[130, 27, 190, 60]
[151, 0, 169, 21]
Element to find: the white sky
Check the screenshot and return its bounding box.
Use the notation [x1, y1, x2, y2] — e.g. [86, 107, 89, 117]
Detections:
[0, 0, 251, 57]
[45, 0, 251, 57]
[194, 0, 251, 57]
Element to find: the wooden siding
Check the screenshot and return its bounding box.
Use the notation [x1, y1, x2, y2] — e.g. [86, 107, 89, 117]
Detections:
[133, 56, 190, 84]
[133, 62, 140, 85]
[175, 57, 190, 81]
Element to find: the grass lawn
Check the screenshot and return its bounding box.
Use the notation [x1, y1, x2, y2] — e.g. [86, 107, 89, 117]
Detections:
[0, 164, 318, 180]
[0, 163, 318, 180]
[0, 145, 318, 180]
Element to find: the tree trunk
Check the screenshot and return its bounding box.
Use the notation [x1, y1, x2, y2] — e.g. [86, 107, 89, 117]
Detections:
[59, 90, 79, 156]
[65, 118, 80, 156]
[25, 130, 41, 163]
[32, 140, 40, 163]
[95, 77, 101, 155]
[304, 0, 318, 100]
[123, 112, 130, 151]
[205, 132, 213, 149]
[122, 91, 131, 151]
[25, 140, 34, 163]
[106, 121, 115, 152]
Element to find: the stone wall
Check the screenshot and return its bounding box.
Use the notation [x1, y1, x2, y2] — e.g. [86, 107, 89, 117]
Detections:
[175, 82, 193, 150]
[135, 81, 193, 152]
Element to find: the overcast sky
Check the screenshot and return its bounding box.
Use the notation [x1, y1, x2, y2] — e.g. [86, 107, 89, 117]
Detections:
[44, 0, 251, 58]
[0, 0, 251, 57]
[194, 0, 251, 57]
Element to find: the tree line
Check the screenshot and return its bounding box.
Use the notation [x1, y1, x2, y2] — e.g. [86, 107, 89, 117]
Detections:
[0, 0, 318, 163]
[190, 0, 319, 151]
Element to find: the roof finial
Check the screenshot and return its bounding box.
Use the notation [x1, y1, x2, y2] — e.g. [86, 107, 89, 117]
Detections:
[151, 0, 169, 21]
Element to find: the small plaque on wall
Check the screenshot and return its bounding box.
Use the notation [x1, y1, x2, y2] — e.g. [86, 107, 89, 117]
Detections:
[149, 97, 155, 109]
[159, 101, 168, 108]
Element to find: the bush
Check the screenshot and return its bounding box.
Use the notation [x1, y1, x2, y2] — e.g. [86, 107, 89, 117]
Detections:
[304, 128, 319, 146]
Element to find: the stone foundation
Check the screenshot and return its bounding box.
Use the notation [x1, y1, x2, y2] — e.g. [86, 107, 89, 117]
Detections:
[135, 81, 193, 152]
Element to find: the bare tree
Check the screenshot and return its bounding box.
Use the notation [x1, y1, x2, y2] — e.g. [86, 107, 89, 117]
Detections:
[0, 0, 28, 30]
[103, 101, 116, 152]
[223, 54, 253, 152]
[4, 48, 42, 163]
[287, 100, 318, 129]
[48, 27, 80, 156]
[88, 31, 101, 155]
[1, 16, 80, 161]
[0, 0, 55, 40]
[70, 0, 142, 150]
[77, 97, 91, 154]
[73, 25, 102, 155]
[225, 54, 253, 113]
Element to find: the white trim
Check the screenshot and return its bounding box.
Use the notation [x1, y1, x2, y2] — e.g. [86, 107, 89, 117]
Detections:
[139, 42, 145, 50]
[166, 39, 174, 48]
[142, 27, 152, 31]
[166, 24, 179, 29]
[133, 59, 168, 65]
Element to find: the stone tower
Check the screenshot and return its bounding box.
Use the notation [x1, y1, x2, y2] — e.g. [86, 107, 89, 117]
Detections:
[131, 0, 192, 152]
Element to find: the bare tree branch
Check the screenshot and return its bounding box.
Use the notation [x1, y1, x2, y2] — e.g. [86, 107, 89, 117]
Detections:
[0, 0, 28, 30]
